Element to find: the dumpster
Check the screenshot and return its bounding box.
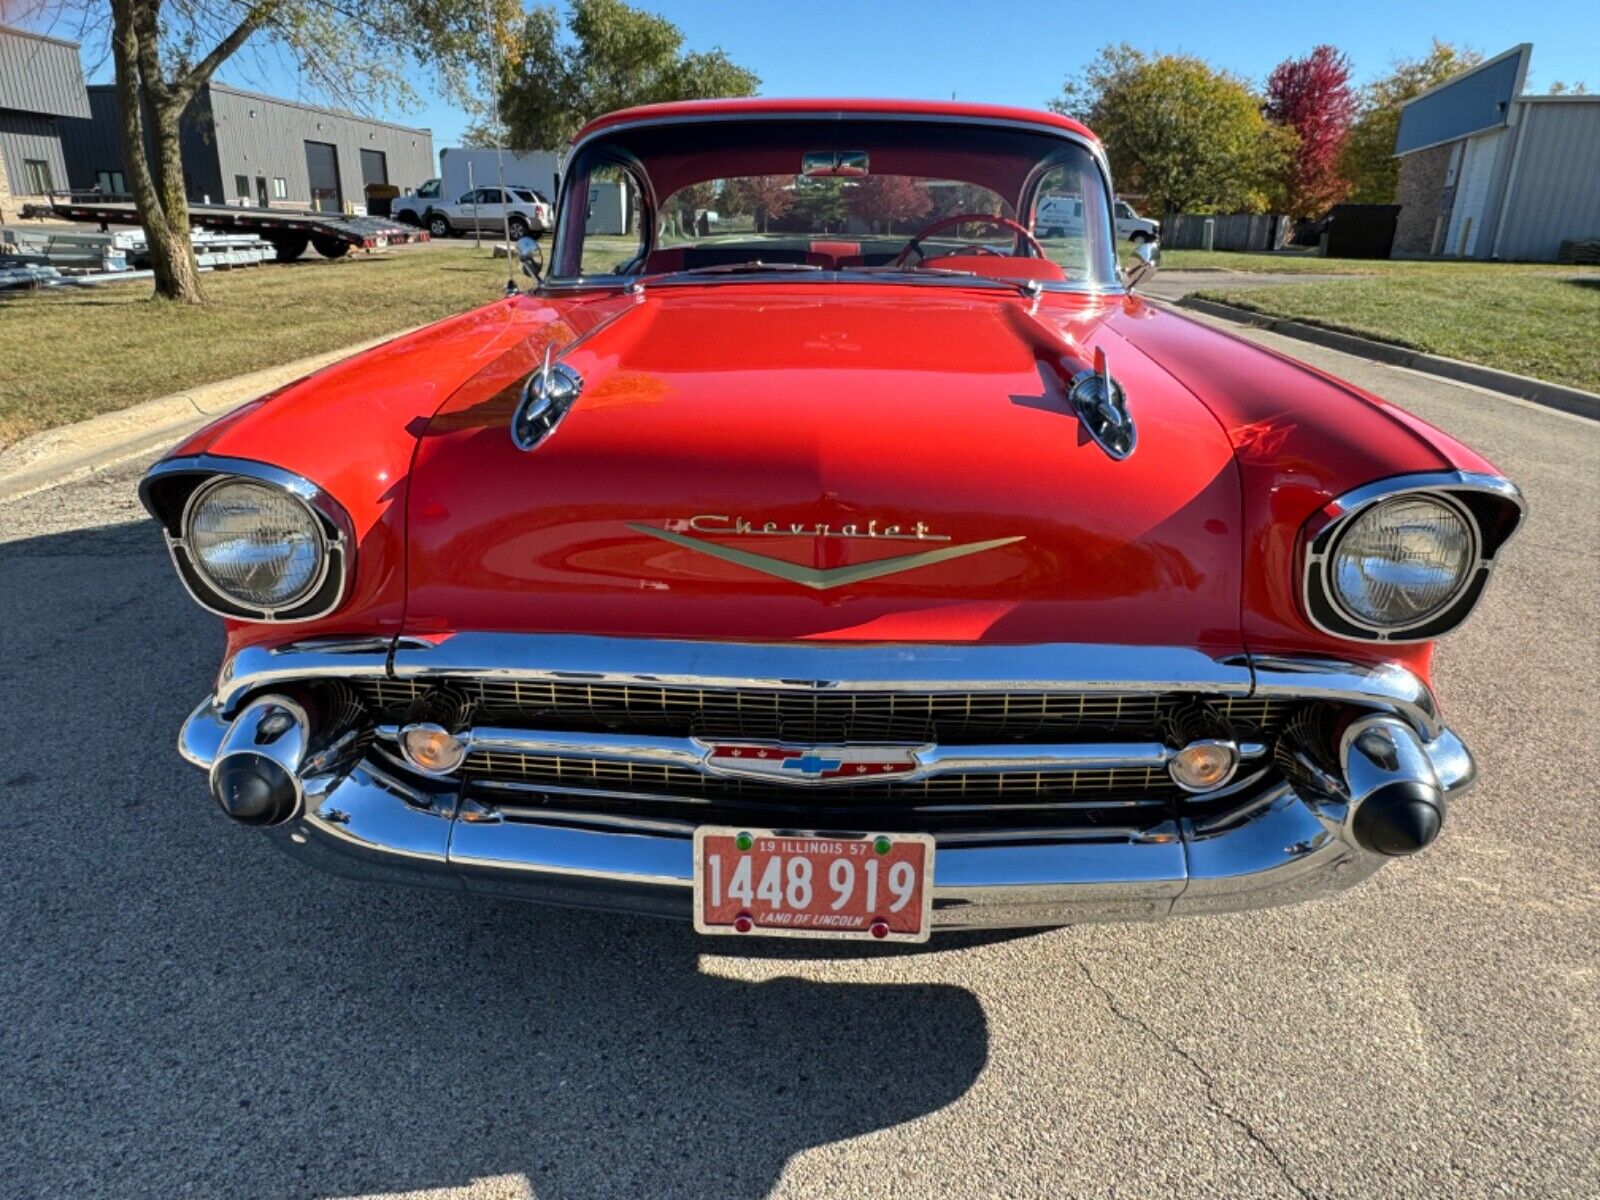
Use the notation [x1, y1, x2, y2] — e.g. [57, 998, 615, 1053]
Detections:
[1321, 204, 1401, 259]
[364, 183, 400, 219]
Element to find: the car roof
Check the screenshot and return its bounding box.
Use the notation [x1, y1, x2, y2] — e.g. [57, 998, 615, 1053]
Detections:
[570, 97, 1099, 146]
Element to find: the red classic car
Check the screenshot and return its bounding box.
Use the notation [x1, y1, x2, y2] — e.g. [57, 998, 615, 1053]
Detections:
[143, 99, 1523, 942]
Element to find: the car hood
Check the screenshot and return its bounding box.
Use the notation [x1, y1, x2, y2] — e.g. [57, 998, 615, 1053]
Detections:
[403, 286, 1243, 647]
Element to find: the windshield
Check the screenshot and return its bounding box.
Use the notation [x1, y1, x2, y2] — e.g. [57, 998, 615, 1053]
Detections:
[550, 117, 1119, 289]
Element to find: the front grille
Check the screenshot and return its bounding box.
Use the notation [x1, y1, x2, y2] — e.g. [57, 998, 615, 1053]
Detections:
[466, 750, 1169, 804]
[349, 676, 1298, 835]
[354, 677, 1292, 743]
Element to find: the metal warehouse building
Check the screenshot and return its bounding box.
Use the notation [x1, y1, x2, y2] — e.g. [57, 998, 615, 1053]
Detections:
[1392, 44, 1600, 261]
[0, 25, 89, 215]
[61, 81, 434, 214]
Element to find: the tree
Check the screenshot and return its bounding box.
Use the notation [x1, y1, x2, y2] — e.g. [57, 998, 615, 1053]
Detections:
[24, 0, 516, 303]
[1265, 45, 1357, 217]
[1342, 41, 1482, 203]
[727, 176, 793, 232]
[848, 175, 932, 233]
[790, 176, 849, 232]
[498, 0, 758, 152]
[1051, 45, 1294, 214]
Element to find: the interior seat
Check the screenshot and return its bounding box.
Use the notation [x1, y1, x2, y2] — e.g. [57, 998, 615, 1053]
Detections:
[917, 254, 1067, 282]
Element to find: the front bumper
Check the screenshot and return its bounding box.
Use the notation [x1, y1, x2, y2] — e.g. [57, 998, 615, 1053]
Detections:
[178, 637, 1475, 929]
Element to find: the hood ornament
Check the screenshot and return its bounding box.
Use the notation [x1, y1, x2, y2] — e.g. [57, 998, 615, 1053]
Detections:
[1068, 346, 1136, 460]
[511, 345, 583, 450]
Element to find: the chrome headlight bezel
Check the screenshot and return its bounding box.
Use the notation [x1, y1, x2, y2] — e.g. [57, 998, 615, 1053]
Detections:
[140, 457, 353, 623]
[1301, 472, 1525, 643]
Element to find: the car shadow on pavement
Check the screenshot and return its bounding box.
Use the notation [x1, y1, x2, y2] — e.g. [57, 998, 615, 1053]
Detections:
[0, 516, 989, 1200]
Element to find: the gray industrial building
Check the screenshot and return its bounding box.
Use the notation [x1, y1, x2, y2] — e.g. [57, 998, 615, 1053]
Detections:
[1393, 44, 1600, 261]
[0, 25, 90, 215]
[62, 81, 434, 214]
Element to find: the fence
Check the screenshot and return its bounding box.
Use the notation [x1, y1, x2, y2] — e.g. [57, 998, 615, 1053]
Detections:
[1160, 213, 1290, 252]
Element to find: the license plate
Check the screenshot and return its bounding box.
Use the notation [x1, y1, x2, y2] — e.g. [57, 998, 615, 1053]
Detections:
[693, 827, 933, 942]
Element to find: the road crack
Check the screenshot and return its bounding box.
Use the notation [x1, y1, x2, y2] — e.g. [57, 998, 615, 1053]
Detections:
[1077, 959, 1317, 1199]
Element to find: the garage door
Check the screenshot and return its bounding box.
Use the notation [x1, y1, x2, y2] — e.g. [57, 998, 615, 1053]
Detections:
[359, 149, 388, 187]
[304, 141, 342, 213]
[1446, 130, 1501, 257]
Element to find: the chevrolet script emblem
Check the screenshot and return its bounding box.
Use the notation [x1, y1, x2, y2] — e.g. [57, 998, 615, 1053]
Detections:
[627, 513, 1023, 590]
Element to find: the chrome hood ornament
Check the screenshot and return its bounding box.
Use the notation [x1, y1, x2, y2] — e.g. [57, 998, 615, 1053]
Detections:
[511, 345, 584, 450]
[1069, 346, 1135, 460]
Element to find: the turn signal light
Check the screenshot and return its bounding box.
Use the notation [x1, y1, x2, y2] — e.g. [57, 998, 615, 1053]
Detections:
[399, 723, 466, 775]
[1168, 740, 1240, 793]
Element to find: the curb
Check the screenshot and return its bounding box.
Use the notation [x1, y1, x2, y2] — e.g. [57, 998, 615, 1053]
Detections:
[0, 325, 428, 504]
[1175, 296, 1600, 420]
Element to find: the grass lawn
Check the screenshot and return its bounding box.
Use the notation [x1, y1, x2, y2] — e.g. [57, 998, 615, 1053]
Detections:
[0, 245, 515, 449]
[1190, 266, 1600, 393]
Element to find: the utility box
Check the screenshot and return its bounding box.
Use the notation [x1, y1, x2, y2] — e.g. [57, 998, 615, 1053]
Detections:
[584, 181, 629, 235]
[1322, 204, 1402, 259]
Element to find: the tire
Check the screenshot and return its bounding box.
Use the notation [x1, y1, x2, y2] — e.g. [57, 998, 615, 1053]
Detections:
[427, 213, 452, 238]
[311, 235, 350, 259]
[269, 233, 309, 263]
[1129, 232, 1153, 245]
[1043, 226, 1064, 238]
[507, 215, 530, 241]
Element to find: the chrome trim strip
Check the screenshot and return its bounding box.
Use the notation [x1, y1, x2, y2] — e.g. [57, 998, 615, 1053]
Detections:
[217, 637, 393, 713]
[1299, 470, 1526, 645]
[389, 634, 1255, 696]
[214, 635, 1451, 740]
[1245, 655, 1442, 740]
[142, 454, 355, 625]
[386, 724, 1269, 787]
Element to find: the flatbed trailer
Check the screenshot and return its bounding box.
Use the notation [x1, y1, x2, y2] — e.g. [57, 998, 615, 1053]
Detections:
[25, 197, 429, 262]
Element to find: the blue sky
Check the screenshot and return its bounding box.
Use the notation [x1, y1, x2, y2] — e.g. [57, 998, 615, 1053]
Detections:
[69, 0, 1600, 151]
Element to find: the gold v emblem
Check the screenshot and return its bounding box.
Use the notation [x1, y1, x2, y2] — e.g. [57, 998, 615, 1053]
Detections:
[626, 523, 1025, 591]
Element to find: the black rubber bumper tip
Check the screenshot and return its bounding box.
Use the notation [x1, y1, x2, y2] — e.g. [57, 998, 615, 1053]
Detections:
[1352, 781, 1444, 856]
[212, 754, 299, 826]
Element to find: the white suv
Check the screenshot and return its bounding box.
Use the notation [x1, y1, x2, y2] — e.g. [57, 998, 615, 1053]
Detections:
[1037, 196, 1160, 243]
[423, 187, 554, 241]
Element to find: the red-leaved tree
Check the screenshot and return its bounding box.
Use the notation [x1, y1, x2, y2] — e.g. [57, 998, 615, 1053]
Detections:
[732, 176, 795, 232]
[1266, 45, 1357, 217]
[848, 175, 933, 232]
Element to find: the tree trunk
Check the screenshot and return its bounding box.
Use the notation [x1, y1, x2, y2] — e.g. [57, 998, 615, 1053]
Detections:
[110, 0, 205, 303]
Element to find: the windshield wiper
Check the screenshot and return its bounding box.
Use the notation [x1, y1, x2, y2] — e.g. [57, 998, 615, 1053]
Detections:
[635, 261, 825, 289]
[854, 265, 1043, 296]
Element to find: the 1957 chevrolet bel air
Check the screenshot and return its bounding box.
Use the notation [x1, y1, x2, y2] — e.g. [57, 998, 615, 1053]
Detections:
[143, 99, 1523, 942]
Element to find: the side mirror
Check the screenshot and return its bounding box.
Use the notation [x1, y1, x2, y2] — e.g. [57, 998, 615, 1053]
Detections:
[1125, 240, 1159, 290]
[516, 235, 544, 280]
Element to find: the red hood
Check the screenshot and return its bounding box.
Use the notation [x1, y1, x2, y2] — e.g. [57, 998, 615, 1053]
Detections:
[403, 285, 1243, 648]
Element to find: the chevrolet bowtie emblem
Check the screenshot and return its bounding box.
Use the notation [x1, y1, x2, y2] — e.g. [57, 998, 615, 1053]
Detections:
[626, 522, 1024, 590]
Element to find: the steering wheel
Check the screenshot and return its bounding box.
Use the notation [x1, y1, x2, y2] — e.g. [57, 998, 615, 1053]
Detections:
[890, 212, 1047, 269]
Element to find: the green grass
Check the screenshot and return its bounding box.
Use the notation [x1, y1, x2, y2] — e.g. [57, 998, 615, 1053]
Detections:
[1148, 247, 1600, 276]
[0, 245, 513, 449]
[1192, 270, 1600, 394]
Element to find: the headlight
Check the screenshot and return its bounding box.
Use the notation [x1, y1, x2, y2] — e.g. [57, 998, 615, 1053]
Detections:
[186, 478, 326, 609]
[1327, 496, 1475, 630]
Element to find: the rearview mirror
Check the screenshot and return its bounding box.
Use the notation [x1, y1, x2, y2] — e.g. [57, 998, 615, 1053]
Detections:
[802, 150, 870, 177]
[1125, 240, 1159, 290]
[516, 235, 544, 280]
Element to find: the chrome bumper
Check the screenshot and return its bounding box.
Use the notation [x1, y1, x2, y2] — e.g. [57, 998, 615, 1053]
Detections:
[179, 689, 1474, 930]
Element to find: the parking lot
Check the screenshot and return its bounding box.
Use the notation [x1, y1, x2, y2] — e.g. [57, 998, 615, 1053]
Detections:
[1, 318, 1596, 1199]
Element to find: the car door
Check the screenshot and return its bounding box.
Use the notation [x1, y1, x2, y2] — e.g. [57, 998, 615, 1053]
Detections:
[474, 188, 508, 232]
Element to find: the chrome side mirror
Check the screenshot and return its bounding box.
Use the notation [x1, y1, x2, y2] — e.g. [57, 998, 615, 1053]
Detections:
[516, 235, 544, 280]
[1125, 240, 1159, 290]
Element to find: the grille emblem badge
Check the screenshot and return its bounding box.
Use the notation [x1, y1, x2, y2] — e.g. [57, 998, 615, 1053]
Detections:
[700, 741, 929, 785]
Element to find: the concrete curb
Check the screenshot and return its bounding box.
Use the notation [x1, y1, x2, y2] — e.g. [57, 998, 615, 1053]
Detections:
[1175, 295, 1600, 420]
[0, 325, 428, 504]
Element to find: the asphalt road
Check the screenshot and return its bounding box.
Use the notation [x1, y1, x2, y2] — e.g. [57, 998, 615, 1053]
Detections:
[2, 318, 1596, 1200]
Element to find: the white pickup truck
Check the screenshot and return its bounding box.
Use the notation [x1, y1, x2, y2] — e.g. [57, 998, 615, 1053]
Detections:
[1037, 195, 1160, 243]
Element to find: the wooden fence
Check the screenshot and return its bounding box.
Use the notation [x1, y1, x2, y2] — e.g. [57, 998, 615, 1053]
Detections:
[1160, 213, 1291, 252]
